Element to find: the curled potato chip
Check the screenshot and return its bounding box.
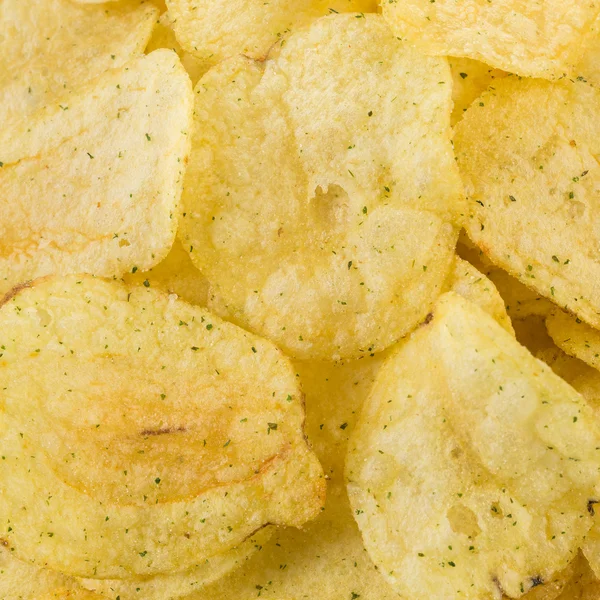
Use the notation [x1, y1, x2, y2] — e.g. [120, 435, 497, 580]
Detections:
[546, 311, 600, 373]
[347, 292, 600, 600]
[555, 555, 600, 600]
[445, 257, 514, 334]
[0, 50, 192, 296]
[449, 58, 506, 126]
[78, 529, 272, 599]
[166, 0, 377, 65]
[179, 13, 463, 360]
[195, 356, 398, 599]
[0, 0, 157, 125]
[123, 239, 209, 307]
[0, 275, 324, 579]
[145, 11, 209, 86]
[0, 548, 101, 600]
[382, 0, 600, 79]
[456, 77, 600, 333]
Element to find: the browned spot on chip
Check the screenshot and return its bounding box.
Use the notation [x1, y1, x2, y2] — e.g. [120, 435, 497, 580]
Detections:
[140, 426, 187, 437]
[0, 281, 32, 307]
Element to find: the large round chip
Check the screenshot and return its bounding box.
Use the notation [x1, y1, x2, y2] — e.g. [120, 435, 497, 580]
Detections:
[0, 50, 193, 296]
[346, 293, 600, 600]
[166, 0, 377, 65]
[381, 0, 600, 79]
[0, 0, 157, 125]
[179, 13, 463, 360]
[456, 77, 600, 334]
[0, 275, 324, 579]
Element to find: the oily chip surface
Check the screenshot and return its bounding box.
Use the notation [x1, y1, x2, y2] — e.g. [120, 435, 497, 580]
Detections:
[0, 50, 193, 296]
[0, 276, 324, 579]
[456, 77, 600, 333]
[166, 0, 377, 65]
[382, 0, 600, 79]
[179, 13, 463, 360]
[347, 293, 600, 600]
[0, 0, 157, 125]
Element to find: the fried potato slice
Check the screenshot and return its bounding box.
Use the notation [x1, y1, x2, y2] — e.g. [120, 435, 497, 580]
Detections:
[179, 13, 463, 360]
[0, 275, 324, 579]
[78, 529, 272, 600]
[347, 292, 600, 600]
[123, 239, 209, 307]
[446, 257, 514, 334]
[546, 311, 600, 373]
[194, 356, 399, 599]
[0, 0, 157, 125]
[0, 50, 192, 296]
[166, 0, 377, 66]
[382, 0, 600, 79]
[0, 548, 102, 600]
[449, 58, 506, 126]
[456, 77, 600, 333]
[555, 555, 600, 599]
[578, 19, 600, 86]
[145, 11, 208, 86]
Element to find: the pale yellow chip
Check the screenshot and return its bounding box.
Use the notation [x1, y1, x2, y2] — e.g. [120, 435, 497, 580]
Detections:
[0, 548, 102, 600]
[78, 529, 272, 600]
[445, 257, 514, 335]
[449, 57, 507, 126]
[0, 275, 324, 579]
[347, 292, 600, 600]
[123, 239, 209, 307]
[179, 13, 463, 360]
[546, 310, 600, 373]
[145, 11, 209, 86]
[456, 77, 600, 333]
[166, 0, 378, 65]
[0, 0, 157, 125]
[382, 0, 600, 79]
[578, 18, 600, 86]
[0, 50, 193, 296]
[555, 555, 600, 600]
[194, 356, 399, 599]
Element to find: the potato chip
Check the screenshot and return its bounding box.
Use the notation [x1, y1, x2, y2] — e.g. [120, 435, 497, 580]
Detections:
[0, 275, 324, 579]
[578, 19, 600, 86]
[445, 257, 514, 334]
[0, 0, 157, 125]
[449, 58, 506, 126]
[179, 13, 463, 360]
[0, 50, 193, 297]
[555, 555, 600, 600]
[123, 239, 209, 307]
[382, 0, 600, 79]
[78, 529, 272, 600]
[166, 0, 377, 65]
[0, 548, 101, 600]
[193, 356, 398, 599]
[546, 310, 600, 373]
[347, 292, 600, 600]
[456, 76, 600, 333]
[145, 11, 208, 86]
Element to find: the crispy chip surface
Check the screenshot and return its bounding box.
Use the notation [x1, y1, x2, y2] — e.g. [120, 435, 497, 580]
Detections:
[193, 356, 398, 599]
[546, 311, 600, 373]
[446, 257, 514, 334]
[0, 0, 157, 125]
[449, 58, 506, 126]
[347, 293, 600, 599]
[456, 77, 600, 333]
[0, 275, 324, 579]
[179, 13, 463, 360]
[166, 0, 377, 65]
[382, 0, 600, 79]
[145, 11, 208, 86]
[0, 50, 192, 296]
[78, 529, 272, 599]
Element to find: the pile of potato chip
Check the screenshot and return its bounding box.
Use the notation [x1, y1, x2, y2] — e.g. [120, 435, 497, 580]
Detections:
[2, 0, 600, 598]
